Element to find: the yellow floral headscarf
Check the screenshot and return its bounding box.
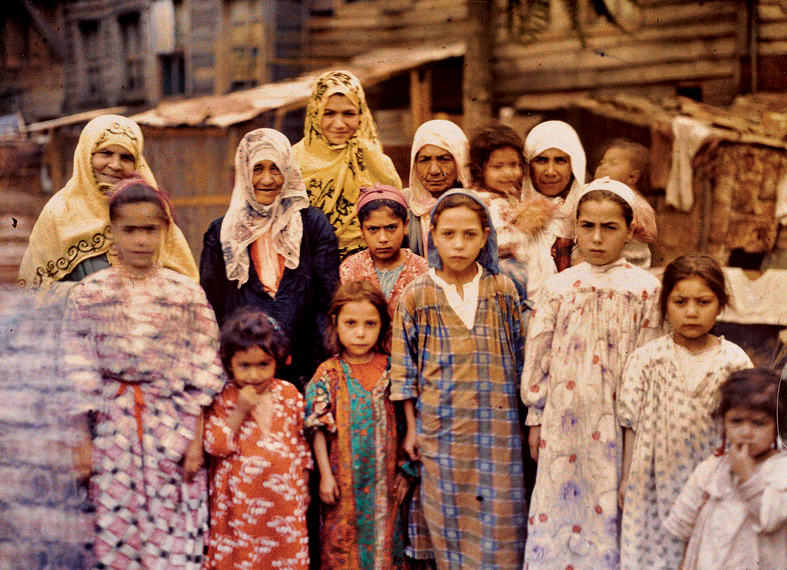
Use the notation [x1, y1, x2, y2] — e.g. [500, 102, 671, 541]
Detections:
[17, 114, 198, 289]
[292, 70, 401, 259]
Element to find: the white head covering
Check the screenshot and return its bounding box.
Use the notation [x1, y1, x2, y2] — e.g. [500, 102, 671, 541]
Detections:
[220, 128, 309, 288]
[407, 120, 471, 218]
[578, 177, 638, 211]
[523, 120, 587, 238]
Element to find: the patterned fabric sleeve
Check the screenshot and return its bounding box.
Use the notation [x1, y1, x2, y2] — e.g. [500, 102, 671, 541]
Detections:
[663, 457, 715, 540]
[634, 283, 663, 349]
[389, 287, 420, 401]
[617, 343, 651, 431]
[204, 387, 241, 458]
[304, 362, 338, 436]
[172, 282, 226, 416]
[288, 387, 314, 472]
[61, 284, 105, 416]
[520, 288, 558, 425]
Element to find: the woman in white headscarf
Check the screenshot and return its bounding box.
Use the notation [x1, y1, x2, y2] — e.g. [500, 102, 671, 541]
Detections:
[200, 128, 339, 389]
[404, 119, 471, 256]
[518, 120, 588, 299]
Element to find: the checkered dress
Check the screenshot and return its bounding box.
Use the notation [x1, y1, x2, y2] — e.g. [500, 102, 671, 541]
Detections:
[63, 267, 225, 570]
[390, 270, 527, 570]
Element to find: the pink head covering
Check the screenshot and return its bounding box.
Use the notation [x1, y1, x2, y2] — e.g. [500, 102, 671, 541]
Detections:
[356, 184, 408, 214]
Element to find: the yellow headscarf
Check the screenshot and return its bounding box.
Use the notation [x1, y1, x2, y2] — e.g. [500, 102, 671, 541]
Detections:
[17, 114, 198, 289]
[292, 70, 401, 259]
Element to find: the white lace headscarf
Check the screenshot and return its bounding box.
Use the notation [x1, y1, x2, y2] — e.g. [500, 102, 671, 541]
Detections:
[220, 128, 309, 287]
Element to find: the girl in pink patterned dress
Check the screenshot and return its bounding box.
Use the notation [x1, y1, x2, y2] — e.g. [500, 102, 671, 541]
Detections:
[63, 180, 226, 570]
[203, 310, 312, 570]
[339, 185, 428, 331]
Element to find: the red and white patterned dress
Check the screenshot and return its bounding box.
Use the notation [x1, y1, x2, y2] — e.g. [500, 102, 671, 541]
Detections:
[63, 266, 226, 570]
[203, 380, 312, 570]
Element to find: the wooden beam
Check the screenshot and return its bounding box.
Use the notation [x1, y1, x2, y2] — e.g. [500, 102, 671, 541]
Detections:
[20, 0, 67, 61]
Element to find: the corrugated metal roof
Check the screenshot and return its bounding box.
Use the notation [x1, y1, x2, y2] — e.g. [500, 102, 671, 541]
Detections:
[131, 42, 466, 128]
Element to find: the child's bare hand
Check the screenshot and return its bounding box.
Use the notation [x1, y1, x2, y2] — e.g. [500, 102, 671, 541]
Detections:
[237, 385, 263, 414]
[182, 436, 204, 482]
[73, 438, 93, 484]
[403, 430, 420, 462]
[528, 425, 541, 462]
[319, 473, 340, 505]
[394, 474, 412, 505]
[729, 442, 756, 482]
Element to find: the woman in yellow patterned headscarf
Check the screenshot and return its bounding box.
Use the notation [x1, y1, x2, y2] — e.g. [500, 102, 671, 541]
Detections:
[18, 114, 198, 289]
[292, 70, 401, 259]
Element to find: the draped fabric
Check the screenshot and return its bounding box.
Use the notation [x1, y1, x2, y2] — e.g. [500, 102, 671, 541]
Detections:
[220, 128, 309, 289]
[292, 70, 401, 259]
[405, 120, 470, 255]
[18, 114, 197, 289]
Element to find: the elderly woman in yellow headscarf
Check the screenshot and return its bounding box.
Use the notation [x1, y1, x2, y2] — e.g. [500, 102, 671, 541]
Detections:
[293, 70, 401, 260]
[18, 114, 197, 290]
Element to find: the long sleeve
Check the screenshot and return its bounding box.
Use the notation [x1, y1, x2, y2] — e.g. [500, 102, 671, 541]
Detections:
[663, 458, 713, 541]
[520, 289, 557, 425]
[616, 344, 652, 431]
[389, 288, 421, 401]
[61, 284, 105, 415]
[173, 283, 226, 415]
[304, 208, 340, 364]
[740, 456, 787, 534]
[204, 388, 241, 458]
[199, 219, 230, 324]
[634, 284, 663, 349]
[304, 362, 338, 437]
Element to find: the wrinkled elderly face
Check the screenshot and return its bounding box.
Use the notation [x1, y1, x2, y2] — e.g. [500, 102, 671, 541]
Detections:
[415, 144, 458, 196]
[252, 160, 284, 205]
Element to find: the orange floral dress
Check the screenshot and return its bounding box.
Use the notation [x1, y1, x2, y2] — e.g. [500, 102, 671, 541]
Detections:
[203, 379, 312, 570]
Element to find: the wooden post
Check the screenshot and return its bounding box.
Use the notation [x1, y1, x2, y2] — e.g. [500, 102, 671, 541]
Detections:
[463, 0, 494, 133]
[409, 67, 432, 137]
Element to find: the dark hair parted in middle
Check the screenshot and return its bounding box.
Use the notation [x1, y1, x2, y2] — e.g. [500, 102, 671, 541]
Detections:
[325, 280, 390, 356]
[358, 199, 408, 224]
[468, 124, 525, 188]
[659, 253, 730, 320]
[220, 310, 290, 376]
[577, 189, 634, 227]
[431, 192, 489, 230]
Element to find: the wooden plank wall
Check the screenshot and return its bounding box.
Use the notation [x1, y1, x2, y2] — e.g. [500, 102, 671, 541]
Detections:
[306, 1, 787, 109]
[495, 1, 748, 108]
[305, 0, 469, 61]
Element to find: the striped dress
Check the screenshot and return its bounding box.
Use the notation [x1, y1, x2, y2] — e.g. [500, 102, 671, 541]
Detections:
[390, 270, 527, 570]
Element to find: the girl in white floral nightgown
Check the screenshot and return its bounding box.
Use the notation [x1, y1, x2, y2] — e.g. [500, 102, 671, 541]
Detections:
[522, 178, 661, 570]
